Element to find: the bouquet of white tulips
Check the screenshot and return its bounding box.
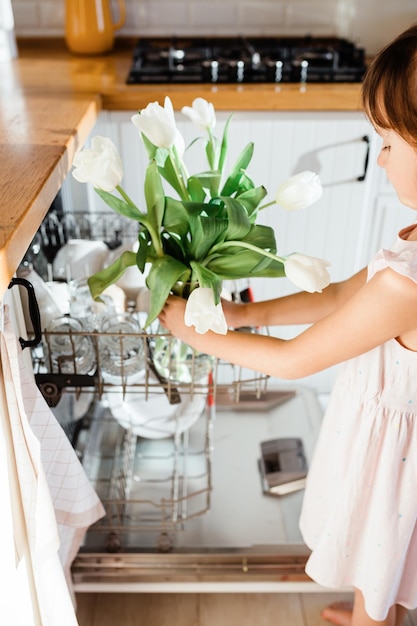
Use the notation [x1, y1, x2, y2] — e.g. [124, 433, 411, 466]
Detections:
[72, 97, 329, 335]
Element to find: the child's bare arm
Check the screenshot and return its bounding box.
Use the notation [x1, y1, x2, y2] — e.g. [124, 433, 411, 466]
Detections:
[159, 268, 417, 380]
[221, 268, 368, 329]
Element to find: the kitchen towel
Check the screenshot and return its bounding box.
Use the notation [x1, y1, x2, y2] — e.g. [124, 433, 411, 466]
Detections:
[0, 304, 105, 625]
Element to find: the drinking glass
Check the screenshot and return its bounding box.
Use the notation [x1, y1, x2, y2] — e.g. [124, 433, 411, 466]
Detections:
[45, 316, 96, 375]
[98, 313, 145, 384]
[69, 278, 115, 330]
[151, 321, 214, 385]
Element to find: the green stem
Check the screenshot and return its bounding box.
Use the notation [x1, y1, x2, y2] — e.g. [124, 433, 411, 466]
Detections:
[116, 185, 137, 208]
[258, 200, 277, 211]
[169, 146, 191, 201]
[207, 128, 216, 171]
[206, 240, 286, 264]
[115, 184, 164, 257]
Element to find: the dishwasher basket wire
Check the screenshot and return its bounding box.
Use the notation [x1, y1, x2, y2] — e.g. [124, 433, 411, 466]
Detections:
[30, 322, 268, 551]
[77, 390, 214, 551]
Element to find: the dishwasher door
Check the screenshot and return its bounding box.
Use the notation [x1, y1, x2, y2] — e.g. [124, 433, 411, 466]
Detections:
[22, 207, 324, 592]
[69, 381, 322, 591]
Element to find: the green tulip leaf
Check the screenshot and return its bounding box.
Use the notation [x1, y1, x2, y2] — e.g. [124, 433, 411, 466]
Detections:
[136, 230, 150, 272]
[164, 197, 189, 235]
[242, 224, 278, 251]
[236, 186, 268, 219]
[222, 197, 252, 239]
[144, 161, 165, 231]
[207, 249, 285, 278]
[187, 176, 206, 202]
[87, 250, 137, 300]
[192, 170, 222, 196]
[162, 233, 187, 264]
[95, 189, 145, 222]
[205, 137, 217, 171]
[235, 171, 256, 195]
[140, 132, 159, 160]
[190, 215, 229, 259]
[218, 114, 233, 174]
[158, 152, 187, 197]
[145, 256, 191, 326]
[220, 142, 254, 196]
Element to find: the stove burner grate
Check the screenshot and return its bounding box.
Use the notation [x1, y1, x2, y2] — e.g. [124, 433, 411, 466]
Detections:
[126, 36, 366, 84]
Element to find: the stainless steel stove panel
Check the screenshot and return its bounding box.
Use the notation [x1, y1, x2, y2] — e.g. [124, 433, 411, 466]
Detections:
[126, 36, 366, 84]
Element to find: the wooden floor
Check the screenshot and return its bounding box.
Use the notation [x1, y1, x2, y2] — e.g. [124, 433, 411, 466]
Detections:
[75, 592, 417, 625]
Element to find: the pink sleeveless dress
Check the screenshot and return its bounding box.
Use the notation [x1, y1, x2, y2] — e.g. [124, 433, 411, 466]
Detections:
[299, 227, 417, 621]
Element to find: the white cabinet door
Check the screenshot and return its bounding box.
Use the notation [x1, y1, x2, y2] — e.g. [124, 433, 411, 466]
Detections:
[355, 167, 415, 268]
[62, 110, 378, 393]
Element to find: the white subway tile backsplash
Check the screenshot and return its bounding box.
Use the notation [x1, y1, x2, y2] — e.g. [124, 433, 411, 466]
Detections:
[39, 2, 64, 29]
[238, 2, 286, 31]
[147, 2, 189, 29]
[285, 1, 340, 32]
[189, 3, 237, 29]
[122, 2, 148, 32]
[9, 0, 417, 54]
[11, 1, 40, 31]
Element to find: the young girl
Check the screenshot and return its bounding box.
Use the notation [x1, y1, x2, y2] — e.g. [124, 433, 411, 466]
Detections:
[159, 24, 417, 626]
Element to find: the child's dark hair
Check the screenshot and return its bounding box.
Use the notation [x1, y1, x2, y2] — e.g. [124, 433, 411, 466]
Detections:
[362, 24, 417, 146]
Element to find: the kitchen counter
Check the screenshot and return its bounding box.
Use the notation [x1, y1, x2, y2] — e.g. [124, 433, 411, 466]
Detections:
[0, 37, 364, 300]
[8, 38, 364, 112]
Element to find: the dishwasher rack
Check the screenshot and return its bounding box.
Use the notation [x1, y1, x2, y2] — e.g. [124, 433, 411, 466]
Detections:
[26, 206, 270, 551]
[75, 394, 214, 553]
[30, 322, 269, 552]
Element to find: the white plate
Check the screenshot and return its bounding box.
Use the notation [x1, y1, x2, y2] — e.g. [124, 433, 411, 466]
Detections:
[52, 239, 109, 281]
[53, 388, 95, 422]
[104, 376, 207, 439]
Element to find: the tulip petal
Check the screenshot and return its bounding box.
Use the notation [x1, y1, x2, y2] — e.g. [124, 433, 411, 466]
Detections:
[275, 171, 322, 211]
[284, 253, 331, 293]
[182, 98, 216, 130]
[184, 287, 228, 335]
[131, 100, 178, 149]
[72, 136, 123, 192]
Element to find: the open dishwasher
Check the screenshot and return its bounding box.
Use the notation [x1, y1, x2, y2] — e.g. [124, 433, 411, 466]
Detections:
[19, 206, 324, 592]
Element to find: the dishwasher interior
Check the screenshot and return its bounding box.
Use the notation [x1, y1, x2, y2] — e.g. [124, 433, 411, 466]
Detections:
[18, 203, 324, 586]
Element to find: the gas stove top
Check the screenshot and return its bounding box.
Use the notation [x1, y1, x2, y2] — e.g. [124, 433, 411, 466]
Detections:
[126, 36, 366, 85]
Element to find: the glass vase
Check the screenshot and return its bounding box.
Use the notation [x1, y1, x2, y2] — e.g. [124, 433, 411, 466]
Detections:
[149, 281, 214, 385]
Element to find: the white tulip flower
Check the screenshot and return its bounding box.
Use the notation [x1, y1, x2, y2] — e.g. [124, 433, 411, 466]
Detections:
[284, 253, 331, 293]
[131, 96, 184, 155]
[181, 98, 216, 131]
[72, 136, 123, 192]
[275, 171, 322, 211]
[184, 287, 228, 335]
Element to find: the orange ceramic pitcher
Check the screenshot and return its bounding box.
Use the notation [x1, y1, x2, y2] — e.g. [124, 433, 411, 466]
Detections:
[65, 0, 126, 55]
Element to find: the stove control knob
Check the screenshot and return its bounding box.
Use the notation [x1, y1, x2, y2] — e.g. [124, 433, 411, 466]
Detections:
[274, 60, 283, 83]
[201, 59, 219, 83]
[300, 59, 309, 83]
[227, 60, 245, 83]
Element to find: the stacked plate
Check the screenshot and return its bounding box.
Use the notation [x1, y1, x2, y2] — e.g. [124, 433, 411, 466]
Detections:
[105, 373, 207, 439]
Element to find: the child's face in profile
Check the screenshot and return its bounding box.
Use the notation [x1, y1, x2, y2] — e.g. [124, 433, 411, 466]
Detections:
[376, 127, 417, 210]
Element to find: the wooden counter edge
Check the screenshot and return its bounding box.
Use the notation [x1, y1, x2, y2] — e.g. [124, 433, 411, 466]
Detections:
[0, 96, 100, 301]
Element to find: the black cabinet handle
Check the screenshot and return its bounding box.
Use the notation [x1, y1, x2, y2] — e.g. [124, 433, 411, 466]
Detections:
[8, 277, 42, 349]
[357, 134, 370, 182]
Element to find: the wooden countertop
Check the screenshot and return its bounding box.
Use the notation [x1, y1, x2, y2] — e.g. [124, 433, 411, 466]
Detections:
[7, 38, 364, 112]
[0, 37, 364, 300]
[0, 93, 99, 299]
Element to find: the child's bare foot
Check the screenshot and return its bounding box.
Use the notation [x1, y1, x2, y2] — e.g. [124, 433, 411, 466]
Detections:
[321, 601, 353, 625]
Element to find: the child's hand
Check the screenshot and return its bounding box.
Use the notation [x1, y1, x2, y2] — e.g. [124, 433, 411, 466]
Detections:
[158, 295, 188, 339]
